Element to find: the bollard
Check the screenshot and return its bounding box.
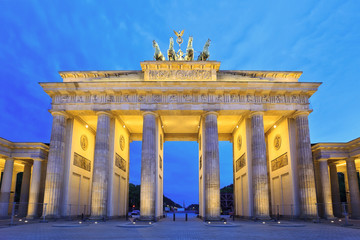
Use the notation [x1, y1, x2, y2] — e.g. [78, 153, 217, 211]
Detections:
[277, 205, 280, 220]
[41, 203, 48, 223]
[290, 204, 293, 221]
[185, 213, 188, 221]
[173, 212, 175, 221]
[10, 202, 16, 226]
[342, 202, 351, 226]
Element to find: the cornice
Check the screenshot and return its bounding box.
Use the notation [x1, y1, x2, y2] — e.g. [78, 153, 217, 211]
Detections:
[58, 69, 303, 81]
[40, 81, 321, 98]
[218, 70, 302, 80]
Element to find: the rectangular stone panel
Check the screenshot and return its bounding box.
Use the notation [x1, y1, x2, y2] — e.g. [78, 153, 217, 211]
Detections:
[73, 153, 91, 172]
[115, 153, 126, 172]
[271, 153, 288, 172]
[236, 153, 246, 172]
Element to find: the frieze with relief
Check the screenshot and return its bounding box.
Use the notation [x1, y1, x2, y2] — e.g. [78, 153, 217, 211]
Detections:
[54, 93, 309, 105]
[115, 153, 126, 172]
[149, 70, 212, 81]
[73, 153, 91, 172]
[235, 153, 246, 172]
[271, 153, 288, 172]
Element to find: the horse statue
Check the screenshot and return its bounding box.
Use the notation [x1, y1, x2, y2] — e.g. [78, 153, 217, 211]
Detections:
[153, 40, 165, 61]
[185, 36, 194, 61]
[197, 39, 211, 61]
[167, 37, 176, 61]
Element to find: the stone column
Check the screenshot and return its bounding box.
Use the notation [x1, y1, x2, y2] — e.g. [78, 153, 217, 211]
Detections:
[250, 112, 270, 219]
[19, 163, 32, 216]
[27, 160, 42, 219]
[140, 112, 157, 220]
[329, 163, 342, 217]
[318, 160, 334, 219]
[43, 112, 68, 217]
[0, 158, 14, 217]
[90, 111, 112, 218]
[346, 158, 360, 219]
[294, 112, 317, 218]
[203, 112, 220, 220]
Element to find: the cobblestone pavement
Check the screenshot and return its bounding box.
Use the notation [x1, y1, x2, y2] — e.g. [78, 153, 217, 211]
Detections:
[0, 215, 359, 240]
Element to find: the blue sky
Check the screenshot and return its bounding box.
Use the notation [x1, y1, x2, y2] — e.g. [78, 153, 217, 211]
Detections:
[0, 0, 359, 205]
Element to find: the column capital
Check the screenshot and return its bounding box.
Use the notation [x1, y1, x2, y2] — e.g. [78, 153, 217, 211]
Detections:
[202, 111, 218, 118]
[329, 162, 338, 166]
[292, 111, 311, 118]
[346, 157, 356, 162]
[248, 111, 264, 118]
[49, 111, 69, 118]
[142, 111, 158, 118]
[96, 111, 113, 117]
[5, 157, 14, 161]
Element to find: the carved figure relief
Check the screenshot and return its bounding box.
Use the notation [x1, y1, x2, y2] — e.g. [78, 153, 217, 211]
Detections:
[183, 94, 192, 102]
[159, 155, 163, 170]
[237, 135, 242, 150]
[73, 153, 91, 172]
[216, 95, 224, 102]
[271, 153, 288, 171]
[120, 135, 125, 151]
[200, 94, 208, 102]
[168, 94, 177, 102]
[235, 153, 246, 172]
[80, 135, 88, 151]
[274, 134, 281, 150]
[138, 95, 145, 102]
[115, 153, 126, 172]
[160, 134, 163, 150]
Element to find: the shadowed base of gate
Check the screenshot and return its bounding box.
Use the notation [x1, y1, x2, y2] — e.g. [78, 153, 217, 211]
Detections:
[117, 221, 155, 228]
[52, 221, 90, 227]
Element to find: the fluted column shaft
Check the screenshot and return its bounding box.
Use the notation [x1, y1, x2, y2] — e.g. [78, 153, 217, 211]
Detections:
[329, 163, 342, 217]
[294, 113, 317, 218]
[250, 112, 270, 219]
[140, 112, 157, 220]
[91, 112, 111, 218]
[43, 112, 67, 217]
[318, 160, 334, 218]
[346, 158, 360, 218]
[204, 112, 220, 220]
[0, 158, 14, 217]
[19, 163, 32, 216]
[27, 160, 42, 219]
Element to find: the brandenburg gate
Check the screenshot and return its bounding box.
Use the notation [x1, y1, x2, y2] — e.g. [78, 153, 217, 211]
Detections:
[39, 38, 322, 221]
[0, 33, 326, 221]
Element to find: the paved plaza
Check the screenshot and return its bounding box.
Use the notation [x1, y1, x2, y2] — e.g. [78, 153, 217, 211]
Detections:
[0, 214, 359, 240]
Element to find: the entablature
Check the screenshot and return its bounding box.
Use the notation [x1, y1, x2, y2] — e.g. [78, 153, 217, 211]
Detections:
[41, 81, 320, 113]
[312, 137, 360, 161]
[0, 137, 49, 161]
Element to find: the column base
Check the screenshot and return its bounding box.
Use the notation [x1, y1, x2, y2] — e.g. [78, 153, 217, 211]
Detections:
[252, 215, 271, 221]
[42, 214, 61, 219]
[89, 216, 108, 221]
[204, 216, 223, 222]
[139, 215, 156, 222]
